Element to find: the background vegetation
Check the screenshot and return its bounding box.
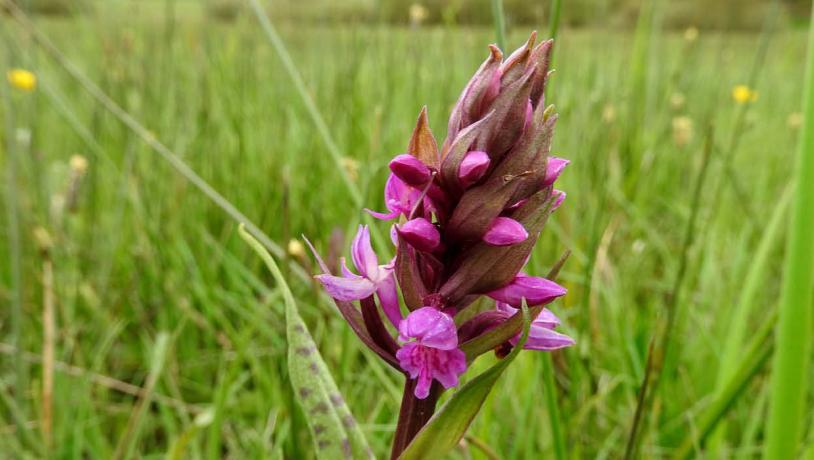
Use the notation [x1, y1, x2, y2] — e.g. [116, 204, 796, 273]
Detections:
[1, 0, 812, 458]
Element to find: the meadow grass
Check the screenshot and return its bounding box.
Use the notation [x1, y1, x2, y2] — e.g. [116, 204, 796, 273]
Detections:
[0, 5, 810, 458]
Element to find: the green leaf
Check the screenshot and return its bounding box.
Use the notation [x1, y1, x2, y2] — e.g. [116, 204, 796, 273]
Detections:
[239, 225, 373, 460]
[398, 306, 532, 460]
[460, 304, 542, 361]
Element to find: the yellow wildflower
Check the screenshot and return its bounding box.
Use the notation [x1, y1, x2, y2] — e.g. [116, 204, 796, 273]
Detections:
[409, 3, 429, 26]
[732, 85, 758, 104]
[7, 68, 37, 92]
[70, 154, 89, 176]
[787, 112, 803, 130]
[672, 116, 694, 148]
[287, 239, 305, 258]
[602, 104, 616, 124]
[684, 27, 699, 43]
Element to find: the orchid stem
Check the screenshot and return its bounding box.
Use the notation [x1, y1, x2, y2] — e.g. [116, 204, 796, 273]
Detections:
[390, 381, 441, 459]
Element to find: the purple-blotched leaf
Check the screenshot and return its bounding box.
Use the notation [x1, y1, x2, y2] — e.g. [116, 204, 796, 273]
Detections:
[238, 225, 374, 460]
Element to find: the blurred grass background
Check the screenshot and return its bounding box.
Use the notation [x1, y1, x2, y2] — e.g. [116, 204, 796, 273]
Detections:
[1, 0, 812, 458]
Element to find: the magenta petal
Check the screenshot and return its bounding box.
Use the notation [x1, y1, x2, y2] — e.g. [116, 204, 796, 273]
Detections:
[399, 218, 441, 252]
[398, 307, 458, 350]
[395, 341, 467, 399]
[552, 189, 566, 211]
[432, 348, 467, 389]
[384, 174, 421, 217]
[376, 273, 403, 329]
[351, 225, 380, 280]
[516, 326, 575, 350]
[314, 274, 377, 301]
[543, 157, 569, 187]
[458, 150, 490, 187]
[339, 258, 361, 278]
[365, 208, 400, 220]
[390, 154, 432, 186]
[534, 308, 561, 328]
[482, 217, 528, 246]
[487, 275, 566, 306]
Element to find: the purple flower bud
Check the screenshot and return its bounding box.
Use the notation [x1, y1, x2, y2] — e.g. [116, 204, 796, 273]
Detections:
[482, 217, 528, 246]
[457, 150, 490, 187]
[487, 274, 567, 306]
[398, 218, 441, 252]
[552, 189, 566, 210]
[543, 157, 569, 187]
[389, 154, 432, 186]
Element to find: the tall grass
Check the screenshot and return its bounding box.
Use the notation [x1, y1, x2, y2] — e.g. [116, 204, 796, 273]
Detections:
[0, 1, 809, 457]
[764, 3, 814, 458]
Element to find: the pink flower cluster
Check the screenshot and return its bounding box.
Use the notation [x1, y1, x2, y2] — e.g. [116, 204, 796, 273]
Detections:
[311, 33, 573, 400]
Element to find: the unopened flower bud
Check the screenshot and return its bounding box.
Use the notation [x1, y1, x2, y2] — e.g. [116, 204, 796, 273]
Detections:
[399, 217, 441, 252]
[552, 189, 566, 211]
[487, 274, 566, 306]
[390, 154, 431, 186]
[457, 150, 490, 187]
[543, 157, 568, 187]
[483, 217, 528, 246]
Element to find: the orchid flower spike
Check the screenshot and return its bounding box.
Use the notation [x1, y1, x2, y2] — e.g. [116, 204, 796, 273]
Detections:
[307, 33, 574, 454]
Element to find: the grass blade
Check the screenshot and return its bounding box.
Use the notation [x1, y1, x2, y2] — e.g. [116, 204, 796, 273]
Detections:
[763, 3, 814, 457]
[239, 224, 373, 459]
[541, 354, 566, 460]
[246, 0, 361, 207]
[112, 332, 172, 460]
[548, 0, 562, 43]
[672, 311, 775, 459]
[490, 0, 506, 50]
[708, 183, 791, 449]
[1, 24, 27, 436]
[2, 0, 296, 274]
[625, 126, 714, 459]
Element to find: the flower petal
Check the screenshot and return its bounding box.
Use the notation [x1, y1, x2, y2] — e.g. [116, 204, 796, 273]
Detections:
[516, 326, 575, 350]
[487, 275, 566, 307]
[432, 348, 467, 389]
[398, 218, 441, 252]
[543, 157, 569, 187]
[390, 154, 432, 186]
[395, 341, 467, 399]
[398, 307, 458, 350]
[458, 150, 490, 187]
[314, 274, 377, 301]
[365, 208, 400, 220]
[482, 217, 528, 246]
[376, 273, 403, 329]
[339, 258, 361, 279]
[552, 189, 566, 211]
[351, 225, 379, 279]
